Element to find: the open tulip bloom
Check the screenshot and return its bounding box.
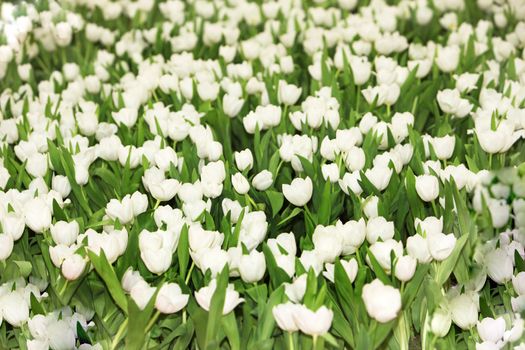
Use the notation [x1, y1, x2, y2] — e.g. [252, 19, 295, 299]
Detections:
[1, 0, 525, 349]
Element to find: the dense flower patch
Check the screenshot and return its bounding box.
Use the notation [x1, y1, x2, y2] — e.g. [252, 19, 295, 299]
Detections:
[0, 0, 524, 349]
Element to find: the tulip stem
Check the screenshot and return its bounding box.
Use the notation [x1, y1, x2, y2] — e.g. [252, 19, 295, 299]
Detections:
[146, 310, 161, 332]
[288, 332, 294, 350]
[312, 335, 318, 349]
[110, 318, 128, 350]
[185, 262, 195, 285]
[431, 200, 438, 216]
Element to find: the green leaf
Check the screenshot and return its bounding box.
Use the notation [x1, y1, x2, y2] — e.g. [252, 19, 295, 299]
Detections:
[87, 250, 128, 313]
[205, 266, 230, 349]
[266, 190, 284, 217]
[178, 224, 190, 280]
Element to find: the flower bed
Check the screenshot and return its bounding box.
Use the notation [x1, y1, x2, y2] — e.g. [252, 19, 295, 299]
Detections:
[0, 0, 524, 349]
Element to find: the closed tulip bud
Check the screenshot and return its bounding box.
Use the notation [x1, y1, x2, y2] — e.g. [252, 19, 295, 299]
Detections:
[223, 93, 244, 117]
[232, 173, 250, 195]
[365, 165, 392, 191]
[47, 320, 76, 350]
[366, 216, 395, 244]
[362, 279, 402, 323]
[106, 197, 134, 224]
[321, 163, 340, 183]
[1, 292, 30, 326]
[197, 81, 220, 101]
[252, 170, 273, 191]
[112, 108, 138, 128]
[283, 177, 313, 206]
[430, 308, 452, 337]
[239, 250, 266, 283]
[0, 233, 14, 260]
[234, 149, 253, 171]
[512, 272, 525, 295]
[415, 175, 439, 202]
[349, 56, 372, 85]
[339, 171, 362, 195]
[130, 280, 156, 310]
[24, 197, 52, 233]
[449, 293, 479, 330]
[61, 254, 86, 280]
[436, 45, 460, 73]
[427, 231, 456, 261]
[155, 283, 189, 314]
[278, 80, 302, 106]
[406, 235, 432, 263]
[363, 196, 379, 218]
[344, 147, 366, 172]
[485, 248, 513, 284]
[394, 255, 417, 282]
[294, 305, 333, 336]
[26, 153, 48, 178]
[50, 221, 79, 246]
[477, 317, 506, 343]
[195, 279, 244, 314]
[52, 175, 71, 198]
[2, 212, 25, 241]
[273, 302, 300, 332]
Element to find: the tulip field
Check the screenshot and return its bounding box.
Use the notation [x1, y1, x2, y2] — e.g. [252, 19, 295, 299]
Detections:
[1, 0, 525, 349]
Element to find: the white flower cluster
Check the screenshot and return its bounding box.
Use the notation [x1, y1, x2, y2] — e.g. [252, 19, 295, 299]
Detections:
[0, 0, 524, 348]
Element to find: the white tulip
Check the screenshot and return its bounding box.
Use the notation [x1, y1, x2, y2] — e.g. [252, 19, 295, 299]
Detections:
[239, 250, 266, 283]
[449, 293, 479, 330]
[195, 279, 244, 315]
[272, 302, 300, 332]
[282, 177, 313, 206]
[24, 197, 52, 233]
[50, 221, 79, 246]
[477, 317, 506, 343]
[155, 283, 189, 314]
[293, 305, 333, 336]
[415, 175, 439, 202]
[362, 279, 402, 323]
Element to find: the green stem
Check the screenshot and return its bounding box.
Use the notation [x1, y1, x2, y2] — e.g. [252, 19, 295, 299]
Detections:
[111, 318, 128, 350]
[288, 332, 294, 350]
[185, 262, 195, 285]
[145, 310, 161, 332]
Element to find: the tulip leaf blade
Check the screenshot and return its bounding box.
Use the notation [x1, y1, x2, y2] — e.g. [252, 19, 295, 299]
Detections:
[87, 249, 128, 313]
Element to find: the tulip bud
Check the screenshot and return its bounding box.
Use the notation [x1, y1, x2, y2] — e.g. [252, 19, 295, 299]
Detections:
[366, 216, 395, 244]
[50, 221, 79, 246]
[232, 173, 250, 195]
[273, 302, 300, 332]
[52, 175, 72, 198]
[278, 80, 302, 106]
[130, 280, 156, 310]
[1, 292, 30, 326]
[415, 175, 439, 202]
[485, 248, 513, 284]
[2, 212, 25, 241]
[252, 170, 273, 191]
[282, 177, 313, 206]
[477, 317, 506, 343]
[155, 283, 189, 314]
[449, 293, 479, 330]
[512, 272, 525, 295]
[239, 250, 266, 283]
[47, 320, 76, 350]
[0, 233, 14, 260]
[61, 254, 86, 280]
[195, 279, 244, 314]
[430, 308, 452, 337]
[362, 279, 402, 323]
[24, 198, 52, 233]
[294, 305, 333, 336]
[234, 149, 254, 171]
[394, 255, 417, 282]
